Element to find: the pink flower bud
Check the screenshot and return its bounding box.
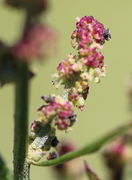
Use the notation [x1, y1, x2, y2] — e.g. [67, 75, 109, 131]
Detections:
[10, 24, 57, 61]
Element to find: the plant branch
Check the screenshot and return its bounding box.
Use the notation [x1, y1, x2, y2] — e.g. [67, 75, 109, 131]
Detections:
[31, 121, 132, 167]
[13, 62, 29, 180]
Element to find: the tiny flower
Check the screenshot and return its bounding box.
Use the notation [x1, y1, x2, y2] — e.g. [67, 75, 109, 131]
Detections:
[30, 120, 42, 132]
[76, 16, 94, 29]
[28, 147, 45, 162]
[68, 89, 86, 110]
[72, 61, 83, 72]
[80, 72, 89, 80]
[82, 50, 104, 68]
[56, 119, 70, 130]
[57, 54, 76, 77]
[71, 28, 93, 49]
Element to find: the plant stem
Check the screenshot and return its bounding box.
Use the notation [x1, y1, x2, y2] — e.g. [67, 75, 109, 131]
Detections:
[13, 62, 29, 180]
[32, 121, 132, 167]
[110, 167, 124, 180]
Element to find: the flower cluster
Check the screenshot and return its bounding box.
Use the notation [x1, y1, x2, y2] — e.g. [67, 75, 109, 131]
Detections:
[28, 122, 58, 162]
[10, 24, 56, 61]
[37, 95, 77, 130]
[53, 16, 111, 109]
[28, 95, 77, 161]
[71, 16, 111, 49]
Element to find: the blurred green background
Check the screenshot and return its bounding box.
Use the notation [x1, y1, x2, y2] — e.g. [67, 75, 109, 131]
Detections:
[0, 0, 132, 179]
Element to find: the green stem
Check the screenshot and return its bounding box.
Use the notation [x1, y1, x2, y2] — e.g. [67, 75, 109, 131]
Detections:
[32, 121, 132, 167]
[13, 62, 29, 180]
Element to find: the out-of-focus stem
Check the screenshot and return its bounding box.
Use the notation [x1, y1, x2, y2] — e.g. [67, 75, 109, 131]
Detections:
[110, 167, 124, 180]
[32, 121, 132, 167]
[13, 62, 29, 180]
[0, 154, 13, 180]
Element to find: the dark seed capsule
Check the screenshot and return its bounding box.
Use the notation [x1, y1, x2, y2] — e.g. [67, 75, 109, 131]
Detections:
[51, 136, 59, 147]
[47, 152, 58, 160]
[41, 96, 55, 103]
[37, 105, 47, 111]
[82, 86, 89, 100]
[69, 114, 77, 126]
[69, 114, 77, 122]
[103, 29, 111, 41]
[31, 120, 42, 132]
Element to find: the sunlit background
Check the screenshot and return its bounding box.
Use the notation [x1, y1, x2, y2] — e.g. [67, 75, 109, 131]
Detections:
[0, 0, 132, 179]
